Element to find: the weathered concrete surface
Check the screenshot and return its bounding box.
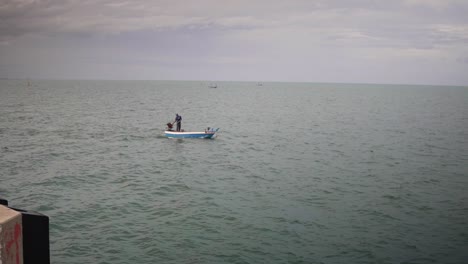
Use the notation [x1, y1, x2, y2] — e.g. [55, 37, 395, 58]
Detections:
[0, 205, 23, 264]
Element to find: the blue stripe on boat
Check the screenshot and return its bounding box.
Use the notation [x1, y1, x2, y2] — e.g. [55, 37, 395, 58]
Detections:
[164, 131, 217, 139]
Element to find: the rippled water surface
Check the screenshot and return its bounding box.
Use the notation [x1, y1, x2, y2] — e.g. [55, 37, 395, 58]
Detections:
[1, 80, 467, 263]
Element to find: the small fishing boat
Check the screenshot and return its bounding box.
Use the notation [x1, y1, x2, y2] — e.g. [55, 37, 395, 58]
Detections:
[164, 127, 219, 139]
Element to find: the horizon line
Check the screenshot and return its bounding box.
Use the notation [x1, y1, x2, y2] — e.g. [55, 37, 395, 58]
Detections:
[1, 77, 467, 88]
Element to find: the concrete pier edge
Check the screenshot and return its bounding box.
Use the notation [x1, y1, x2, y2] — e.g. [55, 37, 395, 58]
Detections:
[0, 198, 50, 264]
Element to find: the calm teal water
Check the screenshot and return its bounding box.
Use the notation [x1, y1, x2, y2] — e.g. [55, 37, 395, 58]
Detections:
[1, 80, 467, 263]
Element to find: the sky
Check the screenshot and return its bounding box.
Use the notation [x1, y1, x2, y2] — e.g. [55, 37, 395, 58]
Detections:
[1, 0, 468, 85]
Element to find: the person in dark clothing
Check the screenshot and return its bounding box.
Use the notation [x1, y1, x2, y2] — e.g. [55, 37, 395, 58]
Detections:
[174, 113, 182, 131]
[166, 122, 173, 131]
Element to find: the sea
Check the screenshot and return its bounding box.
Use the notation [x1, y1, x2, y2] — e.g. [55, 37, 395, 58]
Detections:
[0, 80, 467, 264]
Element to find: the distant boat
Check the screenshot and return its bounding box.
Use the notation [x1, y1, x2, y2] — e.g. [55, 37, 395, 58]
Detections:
[209, 83, 217, 88]
[257, 82, 263, 86]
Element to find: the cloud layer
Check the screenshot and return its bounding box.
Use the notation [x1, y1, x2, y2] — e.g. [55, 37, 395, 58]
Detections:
[1, 0, 468, 84]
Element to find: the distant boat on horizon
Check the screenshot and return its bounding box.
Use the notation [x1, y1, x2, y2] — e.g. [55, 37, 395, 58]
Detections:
[209, 83, 217, 88]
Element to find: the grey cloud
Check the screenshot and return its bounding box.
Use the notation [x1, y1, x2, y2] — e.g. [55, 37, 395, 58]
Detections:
[2, 0, 468, 42]
[1, 0, 468, 84]
[456, 57, 468, 64]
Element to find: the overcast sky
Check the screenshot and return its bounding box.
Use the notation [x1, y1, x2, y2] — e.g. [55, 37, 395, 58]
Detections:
[1, 0, 468, 85]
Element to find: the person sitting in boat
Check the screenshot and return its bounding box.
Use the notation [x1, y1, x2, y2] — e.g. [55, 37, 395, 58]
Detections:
[173, 113, 182, 132]
[166, 122, 173, 131]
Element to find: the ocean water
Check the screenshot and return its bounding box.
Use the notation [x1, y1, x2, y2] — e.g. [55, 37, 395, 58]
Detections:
[1, 80, 467, 264]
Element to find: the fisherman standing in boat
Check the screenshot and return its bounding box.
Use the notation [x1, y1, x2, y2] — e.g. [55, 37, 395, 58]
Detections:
[173, 113, 182, 131]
